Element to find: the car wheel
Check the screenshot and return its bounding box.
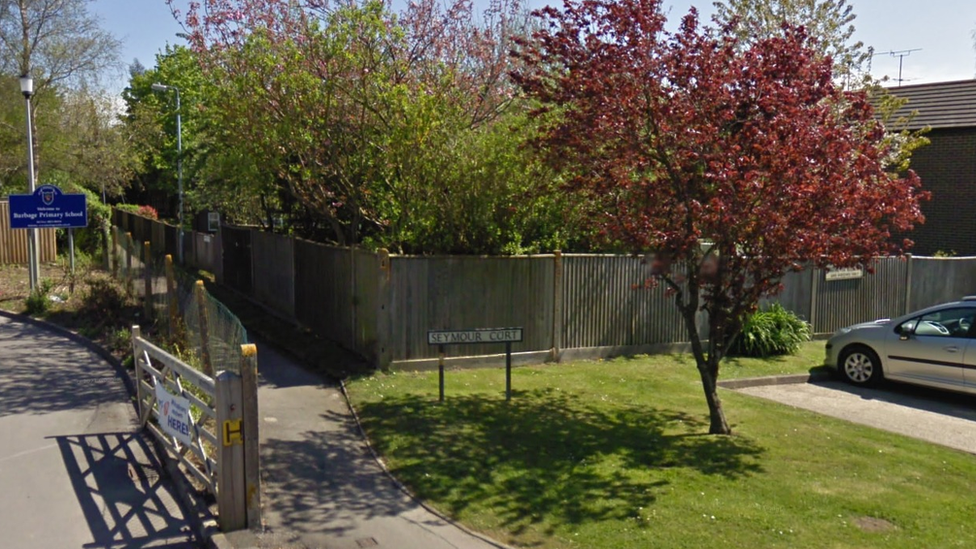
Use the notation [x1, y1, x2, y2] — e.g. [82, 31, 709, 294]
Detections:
[839, 345, 883, 386]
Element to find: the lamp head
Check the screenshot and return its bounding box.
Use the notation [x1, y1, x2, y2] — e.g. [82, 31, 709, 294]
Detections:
[19, 75, 33, 98]
[151, 83, 171, 92]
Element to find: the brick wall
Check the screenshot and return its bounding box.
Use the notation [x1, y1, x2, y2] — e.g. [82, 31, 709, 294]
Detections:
[903, 127, 976, 256]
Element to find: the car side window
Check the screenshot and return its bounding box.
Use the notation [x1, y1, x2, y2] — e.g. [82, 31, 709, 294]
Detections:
[909, 308, 974, 338]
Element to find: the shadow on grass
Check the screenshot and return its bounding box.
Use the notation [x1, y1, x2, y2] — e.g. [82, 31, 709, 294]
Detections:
[357, 388, 765, 534]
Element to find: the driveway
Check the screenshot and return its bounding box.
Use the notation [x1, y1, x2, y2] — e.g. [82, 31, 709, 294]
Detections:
[735, 379, 976, 454]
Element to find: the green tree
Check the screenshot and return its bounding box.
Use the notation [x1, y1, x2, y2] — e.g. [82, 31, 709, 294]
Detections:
[1, 0, 124, 198]
[713, 0, 872, 88]
[164, 0, 575, 253]
[122, 45, 217, 220]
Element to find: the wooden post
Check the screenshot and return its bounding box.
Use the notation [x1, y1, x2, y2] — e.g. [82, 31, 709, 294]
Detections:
[215, 371, 246, 532]
[111, 227, 119, 278]
[144, 241, 153, 320]
[376, 249, 392, 370]
[166, 255, 177, 338]
[904, 254, 913, 315]
[132, 325, 144, 423]
[195, 280, 214, 376]
[125, 232, 134, 294]
[240, 344, 261, 529]
[103, 223, 112, 272]
[809, 265, 819, 334]
[552, 250, 563, 362]
[350, 246, 357, 354]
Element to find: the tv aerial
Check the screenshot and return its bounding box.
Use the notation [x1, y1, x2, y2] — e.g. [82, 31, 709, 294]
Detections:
[873, 48, 923, 86]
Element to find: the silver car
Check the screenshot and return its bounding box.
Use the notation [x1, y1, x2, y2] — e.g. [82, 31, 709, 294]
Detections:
[825, 297, 976, 393]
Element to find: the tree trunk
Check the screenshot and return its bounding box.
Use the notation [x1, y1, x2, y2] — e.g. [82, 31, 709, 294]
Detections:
[695, 362, 731, 435]
[678, 282, 732, 435]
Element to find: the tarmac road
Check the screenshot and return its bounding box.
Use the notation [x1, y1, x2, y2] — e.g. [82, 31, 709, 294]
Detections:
[0, 313, 199, 548]
[735, 379, 976, 454]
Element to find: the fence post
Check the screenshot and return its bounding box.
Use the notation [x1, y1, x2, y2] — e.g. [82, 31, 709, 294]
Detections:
[376, 249, 392, 370]
[195, 280, 214, 376]
[240, 344, 261, 529]
[215, 371, 246, 532]
[125, 232, 134, 294]
[350, 246, 358, 354]
[166, 255, 177, 338]
[111, 227, 119, 278]
[904, 254, 913, 315]
[132, 325, 144, 423]
[103, 222, 112, 272]
[552, 251, 563, 362]
[809, 265, 819, 334]
[144, 241, 153, 320]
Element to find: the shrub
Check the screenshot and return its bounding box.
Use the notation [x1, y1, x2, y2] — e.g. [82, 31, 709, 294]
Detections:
[728, 303, 811, 358]
[79, 276, 129, 322]
[117, 204, 158, 220]
[24, 279, 55, 316]
[137, 205, 159, 220]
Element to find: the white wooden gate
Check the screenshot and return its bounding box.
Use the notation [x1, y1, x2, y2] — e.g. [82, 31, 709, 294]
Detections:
[132, 325, 260, 531]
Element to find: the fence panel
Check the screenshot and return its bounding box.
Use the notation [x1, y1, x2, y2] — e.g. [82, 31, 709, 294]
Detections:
[0, 201, 57, 264]
[766, 268, 814, 322]
[151, 221, 167, 257]
[221, 226, 253, 295]
[190, 231, 220, 274]
[561, 255, 688, 349]
[294, 240, 356, 350]
[354, 249, 380, 359]
[908, 257, 976, 312]
[813, 257, 909, 334]
[252, 231, 296, 319]
[389, 255, 555, 361]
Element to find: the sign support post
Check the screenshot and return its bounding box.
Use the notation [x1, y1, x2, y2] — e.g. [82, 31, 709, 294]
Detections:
[438, 344, 445, 403]
[427, 327, 523, 401]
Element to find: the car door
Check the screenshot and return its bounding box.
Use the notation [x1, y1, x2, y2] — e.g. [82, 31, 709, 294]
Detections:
[884, 307, 970, 390]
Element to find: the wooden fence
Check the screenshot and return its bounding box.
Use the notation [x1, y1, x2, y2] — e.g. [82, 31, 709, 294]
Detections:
[0, 200, 58, 264]
[112, 209, 976, 371]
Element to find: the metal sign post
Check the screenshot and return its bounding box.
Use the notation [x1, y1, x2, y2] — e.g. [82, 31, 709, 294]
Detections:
[427, 327, 523, 401]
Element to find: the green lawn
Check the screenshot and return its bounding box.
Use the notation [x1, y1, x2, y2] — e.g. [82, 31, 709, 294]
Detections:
[345, 341, 976, 549]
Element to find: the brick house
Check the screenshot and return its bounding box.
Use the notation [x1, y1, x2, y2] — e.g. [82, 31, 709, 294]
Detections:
[882, 79, 976, 255]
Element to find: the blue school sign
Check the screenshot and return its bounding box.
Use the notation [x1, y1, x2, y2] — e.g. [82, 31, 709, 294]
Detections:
[8, 185, 88, 229]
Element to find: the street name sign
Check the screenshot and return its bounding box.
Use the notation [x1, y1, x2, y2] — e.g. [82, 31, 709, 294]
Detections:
[427, 327, 523, 345]
[825, 266, 864, 282]
[427, 327, 524, 401]
[9, 184, 88, 229]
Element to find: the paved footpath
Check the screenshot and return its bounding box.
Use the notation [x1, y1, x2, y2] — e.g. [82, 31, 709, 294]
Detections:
[0, 313, 199, 549]
[240, 338, 507, 549]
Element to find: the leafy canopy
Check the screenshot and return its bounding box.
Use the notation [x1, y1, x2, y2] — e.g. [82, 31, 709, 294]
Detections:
[514, 0, 927, 434]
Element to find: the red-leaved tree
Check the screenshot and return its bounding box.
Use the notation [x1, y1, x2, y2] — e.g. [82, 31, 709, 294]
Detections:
[513, 0, 927, 434]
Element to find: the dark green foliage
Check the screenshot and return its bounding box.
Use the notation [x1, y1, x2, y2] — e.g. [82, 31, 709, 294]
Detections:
[24, 279, 55, 316]
[729, 303, 811, 357]
[78, 276, 128, 325]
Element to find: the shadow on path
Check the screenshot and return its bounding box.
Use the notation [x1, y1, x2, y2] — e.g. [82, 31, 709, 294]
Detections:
[55, 432, 199, 549]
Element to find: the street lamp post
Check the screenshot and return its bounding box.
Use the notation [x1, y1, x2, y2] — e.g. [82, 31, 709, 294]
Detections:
[19, 75, 40, 292]
[152, 82, 184, 264]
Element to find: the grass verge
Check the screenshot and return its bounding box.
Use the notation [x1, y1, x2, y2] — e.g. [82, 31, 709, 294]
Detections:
[346, 345, 976, 549]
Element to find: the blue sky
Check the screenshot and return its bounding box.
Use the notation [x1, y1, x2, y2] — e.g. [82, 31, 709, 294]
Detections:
[92, 0, 976, 96]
